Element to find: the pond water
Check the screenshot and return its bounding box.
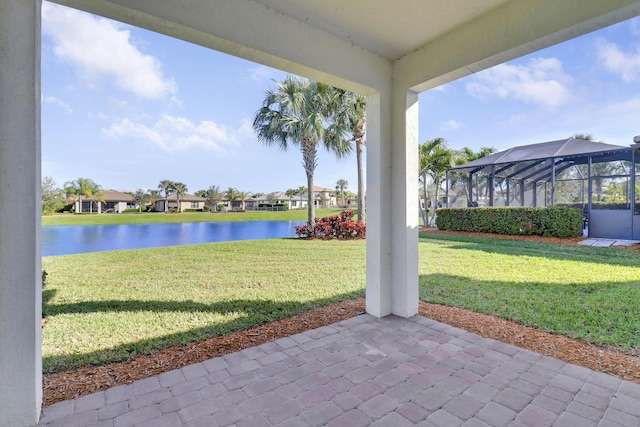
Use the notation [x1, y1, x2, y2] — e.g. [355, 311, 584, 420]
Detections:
[42, 221, 305, 256]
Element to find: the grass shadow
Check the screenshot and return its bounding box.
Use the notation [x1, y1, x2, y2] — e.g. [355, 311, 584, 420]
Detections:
[419, 272, 640, 351]
[43, 290, 363, 373]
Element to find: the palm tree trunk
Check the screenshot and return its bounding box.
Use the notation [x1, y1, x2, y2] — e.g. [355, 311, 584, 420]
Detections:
[356, 139, 365, 221]
[306, 173, 315, 224]
[430, 180, 439, 227]
[302, 141, 317, 224]
[421, 173, 429, 226]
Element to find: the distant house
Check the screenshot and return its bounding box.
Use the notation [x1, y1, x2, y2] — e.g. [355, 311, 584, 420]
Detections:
[246, 187, 339, 210]
[102, 189, 136, 213]
[154, 193, 206, 212]
[249, 192, 289, 210]
[313, 186, 337, 208]
[75, 189, 135, 213]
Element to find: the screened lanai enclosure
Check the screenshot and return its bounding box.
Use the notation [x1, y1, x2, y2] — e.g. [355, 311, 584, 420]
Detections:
[446, 137, 640, 240]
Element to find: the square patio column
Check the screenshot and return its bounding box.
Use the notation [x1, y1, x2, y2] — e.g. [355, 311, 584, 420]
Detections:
[0, 0, 42, 425]
[366, 85, 419, 318]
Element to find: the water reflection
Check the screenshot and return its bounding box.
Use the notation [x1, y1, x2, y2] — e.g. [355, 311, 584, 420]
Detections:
[42, 221, 304, 256]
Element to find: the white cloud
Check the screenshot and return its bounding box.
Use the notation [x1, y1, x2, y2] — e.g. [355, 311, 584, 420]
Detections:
[43, 95, 73, 113]
[440, 119, 462, 132]
[103, 114, 236, 152]
[466, 57, 572, 107]
[247, 66, 279, 82]
[595, 38, 640, 82]
[237, 118, 255, 139]
[42, 2, 177, 99]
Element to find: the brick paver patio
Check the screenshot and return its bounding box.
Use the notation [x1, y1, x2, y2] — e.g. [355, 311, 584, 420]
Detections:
[38, 314, 640, 426]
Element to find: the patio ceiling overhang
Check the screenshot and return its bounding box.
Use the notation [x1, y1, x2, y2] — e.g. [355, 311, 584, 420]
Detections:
[47, 0, 640, 93]
[3, 1, 640, 424]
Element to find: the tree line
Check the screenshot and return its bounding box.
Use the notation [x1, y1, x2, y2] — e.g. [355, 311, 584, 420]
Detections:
[41, 177, 354, 214]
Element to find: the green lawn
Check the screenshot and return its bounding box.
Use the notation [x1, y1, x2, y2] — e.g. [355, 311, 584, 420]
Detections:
[42, 238, 366, 373]
[42, 209, 348, 226]
[418, 233, 640, 349]
[42, 233, 640, 373]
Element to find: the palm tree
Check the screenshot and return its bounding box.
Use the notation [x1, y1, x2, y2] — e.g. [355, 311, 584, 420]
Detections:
[334, 90, 367, 220]
[296, 185, 307, 209]
[253, 76, 352, 224]
[204, 185, 223, 212]
[335, 179, 348, 207]
[64, 177, 103, 213]
[173, 182, 188, 212]
[419, 138, 455, 227]
[158, 180, 174, 213]
[226, 187, 238, 211]
[454, 146, 496, 205]
[237, 191, 247, 211]
[285, 188, 297, 209]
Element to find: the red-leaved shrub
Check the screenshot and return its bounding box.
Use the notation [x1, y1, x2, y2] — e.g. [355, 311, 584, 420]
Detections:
[295, 210, 366, 239]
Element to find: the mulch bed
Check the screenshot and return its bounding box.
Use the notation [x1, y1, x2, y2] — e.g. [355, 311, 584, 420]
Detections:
[43, 229, 640, 406]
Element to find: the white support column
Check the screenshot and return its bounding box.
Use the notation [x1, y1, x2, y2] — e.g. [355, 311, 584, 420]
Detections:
[390, 86, 419, 318]
[0, 1, 42, 426]
[366, 84, 419, 318]
[365, 91, 392, 317]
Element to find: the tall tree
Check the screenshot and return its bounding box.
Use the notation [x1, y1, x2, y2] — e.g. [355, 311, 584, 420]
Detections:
[296, 185, 307, 208]
[335, 179, 348, 207]
[158, 180, 174, 213]
[132, 188, 148, 213]
[419, 138, 455, 227]
[64, 177, 103, 213]
[226, 187, 238, 211]
[285, 188, 297, 208]
[42, 176, 65, 214]
[204, 185, 223, 212]
[173, 182, 188, 212]
[237, 191, 248, 211]
[334, 90, 366, 220]
[267, 192, 278, 206]
[455, 146, 497, 205]
[253, 76, 352, 224]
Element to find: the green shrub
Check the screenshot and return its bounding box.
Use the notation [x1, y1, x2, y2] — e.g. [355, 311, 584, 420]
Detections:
[435, 206, 582, 238]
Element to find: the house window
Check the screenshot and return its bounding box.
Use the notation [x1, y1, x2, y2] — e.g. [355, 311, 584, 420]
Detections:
[190, 202, 199, 208]
[291, 201, 297, 207]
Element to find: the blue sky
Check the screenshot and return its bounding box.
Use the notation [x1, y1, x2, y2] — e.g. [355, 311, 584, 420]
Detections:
[41, 2, 640, 195]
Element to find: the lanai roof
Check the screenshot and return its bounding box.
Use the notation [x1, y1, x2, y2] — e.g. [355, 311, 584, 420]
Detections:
[450, 137, 629, 170]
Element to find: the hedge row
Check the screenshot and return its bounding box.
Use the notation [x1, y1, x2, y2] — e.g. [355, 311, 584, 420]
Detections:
[434, 206, 583, 238]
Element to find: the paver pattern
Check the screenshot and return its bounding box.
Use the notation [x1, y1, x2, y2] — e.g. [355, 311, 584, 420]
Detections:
[38, 314, 640, 426]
